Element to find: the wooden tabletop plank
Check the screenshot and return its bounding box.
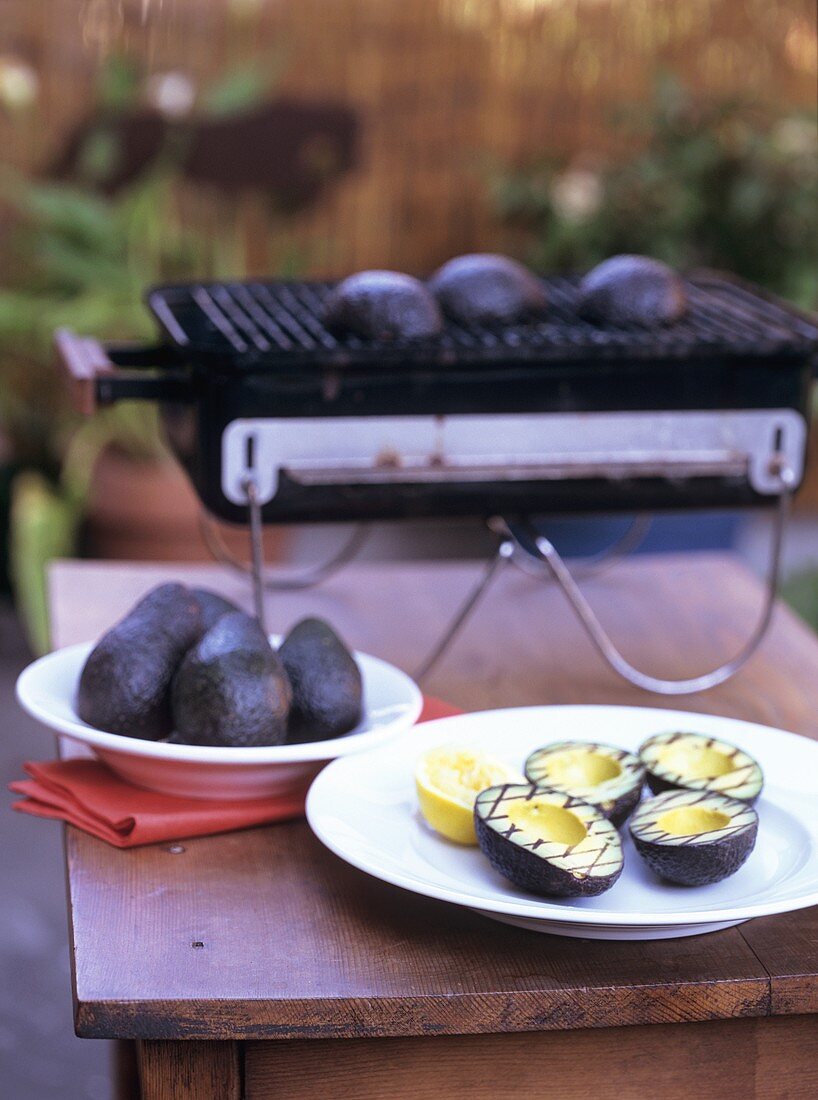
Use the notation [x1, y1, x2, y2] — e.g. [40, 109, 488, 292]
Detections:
[65, 822, 770, 1040]
[48, 555, 818, 1039]
[740, 908, 818, 1016]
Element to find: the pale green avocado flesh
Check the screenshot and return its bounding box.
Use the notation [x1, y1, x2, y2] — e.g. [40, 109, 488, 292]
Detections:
[639, 731, 763, 804]
[524, 741, 645, 827]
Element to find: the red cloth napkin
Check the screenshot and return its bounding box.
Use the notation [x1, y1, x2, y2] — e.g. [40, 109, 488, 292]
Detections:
[9, 696, 463, 848]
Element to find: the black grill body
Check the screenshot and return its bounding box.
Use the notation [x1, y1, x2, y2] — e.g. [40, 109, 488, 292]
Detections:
[84, 272, 818, 524]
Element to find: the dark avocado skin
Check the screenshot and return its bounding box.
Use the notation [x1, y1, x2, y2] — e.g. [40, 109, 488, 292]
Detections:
[600, 786, 642, 829]
[171, 611, 292, 747]
[324, 270, 443, 340]
[474, 810, 622, 899]
[631, 821, 757, 886]
[645, 772, 684, 798]
[77, 583, 203, 740]
[430, 253, 547, 326]
[191, 588, 242, 634]
[279, 617, 363, 743]
[578, 254, 687, 327]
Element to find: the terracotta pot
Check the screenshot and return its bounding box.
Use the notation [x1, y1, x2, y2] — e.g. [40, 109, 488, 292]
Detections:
[84, 446, 288, 562]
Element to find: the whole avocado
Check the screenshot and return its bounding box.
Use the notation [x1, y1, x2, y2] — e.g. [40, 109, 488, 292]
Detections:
[324, 270, 443, 340]
[429, 253, 547, 325]
[279, 617, 363, 743]
[172, 611, 292, 748]
[577, 255, 687, 327]
[77, 583, 203, 740]
[190, 588, 242, 634]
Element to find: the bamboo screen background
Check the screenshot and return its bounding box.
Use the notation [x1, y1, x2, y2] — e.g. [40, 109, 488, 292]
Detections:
[1, 0, 815, 276]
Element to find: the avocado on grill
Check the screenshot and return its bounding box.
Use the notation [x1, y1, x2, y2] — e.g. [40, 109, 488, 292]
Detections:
[524, 740, 645, 827]
[639, 731, 763, 804]
[577, 254, 687, 327]
[279, 617, 363, 743]
[77, 583, 203, 740]
[171, 611, 292, 748]
[429, 253, 547, 326]
[630, 788, 758, 886]
[324, 270, 443, 341]
[474, 784, 624, 898]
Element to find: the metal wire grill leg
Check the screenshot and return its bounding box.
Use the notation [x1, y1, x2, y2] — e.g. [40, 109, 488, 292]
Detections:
[498, 481, 793, 695]
[414, 541, 513, 682]
[199, 506, 372, 592]
[243, 477, 267, 633]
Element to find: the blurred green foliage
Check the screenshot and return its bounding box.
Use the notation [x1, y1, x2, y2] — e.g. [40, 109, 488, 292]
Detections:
[0, 52, 274, 640]
[0, 53, 277, 472]
[493, 74, 818, 308]
[783, 569, 818, 634]
[0, 174, 211, 470]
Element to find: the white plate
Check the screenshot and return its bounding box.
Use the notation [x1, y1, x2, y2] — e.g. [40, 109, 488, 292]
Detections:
[306, 705, 818, 939]
[16, 638, 422, 800]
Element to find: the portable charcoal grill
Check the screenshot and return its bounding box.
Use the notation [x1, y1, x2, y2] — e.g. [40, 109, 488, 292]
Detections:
[55, 269, 818, 694]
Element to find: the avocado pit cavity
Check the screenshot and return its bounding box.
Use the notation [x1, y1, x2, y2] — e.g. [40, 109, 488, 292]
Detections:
[506, 800, 588, 846]
[539, 749, 622, 789]
[658, 744, 734, 781]
[657, 806, 731, 837]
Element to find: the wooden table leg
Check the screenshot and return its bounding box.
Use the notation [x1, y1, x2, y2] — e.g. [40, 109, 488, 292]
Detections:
[115, 1041, 139, 1100]
[136, 1040, 241, 1100]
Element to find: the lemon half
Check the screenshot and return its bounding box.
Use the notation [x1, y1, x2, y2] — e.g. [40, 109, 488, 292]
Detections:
[415, 745, 523, 845]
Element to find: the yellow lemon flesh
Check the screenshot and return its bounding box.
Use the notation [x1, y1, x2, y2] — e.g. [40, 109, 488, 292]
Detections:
[415, 745, 522, 845]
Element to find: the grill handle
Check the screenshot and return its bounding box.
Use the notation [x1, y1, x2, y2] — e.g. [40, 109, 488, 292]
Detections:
[54, 328, 190, 414]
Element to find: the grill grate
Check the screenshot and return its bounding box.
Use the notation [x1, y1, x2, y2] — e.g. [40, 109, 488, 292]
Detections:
[147, 273, 818, 370]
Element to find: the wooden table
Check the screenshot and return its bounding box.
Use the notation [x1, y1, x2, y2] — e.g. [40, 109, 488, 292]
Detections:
[49, 555, 818, 1100]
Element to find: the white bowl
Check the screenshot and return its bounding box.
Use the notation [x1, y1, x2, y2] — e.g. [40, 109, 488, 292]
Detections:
[16, 637, 422, 800]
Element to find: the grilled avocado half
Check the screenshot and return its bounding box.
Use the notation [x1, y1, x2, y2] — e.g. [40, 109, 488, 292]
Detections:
[474, 784, 624, 898]
[639, 731, 763, 804]
[524, 741, 645, 827]
[630, 788, 758, 886]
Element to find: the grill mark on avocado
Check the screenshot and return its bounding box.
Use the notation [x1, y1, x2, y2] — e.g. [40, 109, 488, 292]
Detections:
[714, 764, 755, 784]
[632, 817, 754, 845]
[582, 842, 611, 876]
[674, 822, 753, 846]
[483, 785, 516, 823]
[475, 782, 624, 897]
[652, 818, 755, 845]
[483, 786, 614, 867]
[632, 789, 756, 846]
[524, 742, 644, 828]
[658, 765, 757, 791]
[640, 731, 762, 806]
[527, 841, 614, 874]
[483, 786, 589, 820]
[629, 787, 759, 885]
